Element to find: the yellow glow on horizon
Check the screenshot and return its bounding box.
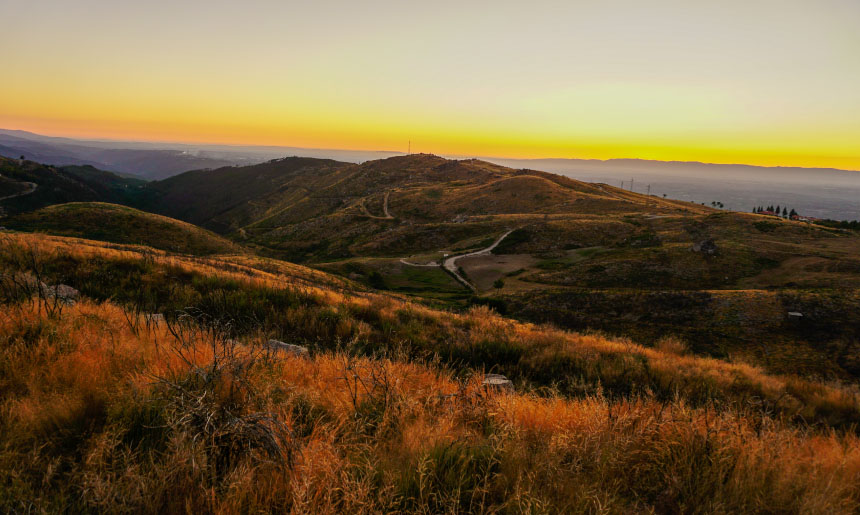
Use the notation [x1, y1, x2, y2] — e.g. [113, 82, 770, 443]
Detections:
[1, 0, 859, 171]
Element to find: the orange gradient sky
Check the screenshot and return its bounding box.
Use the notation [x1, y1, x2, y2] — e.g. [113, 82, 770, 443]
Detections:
[2, 0, 859, 169]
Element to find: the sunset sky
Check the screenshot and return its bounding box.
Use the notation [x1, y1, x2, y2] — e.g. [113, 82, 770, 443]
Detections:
[1, 0, 859, 169]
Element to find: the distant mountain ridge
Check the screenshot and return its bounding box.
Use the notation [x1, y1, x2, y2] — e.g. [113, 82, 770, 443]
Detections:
[0, 129, 402, 180]
[4, 128, 858, 185]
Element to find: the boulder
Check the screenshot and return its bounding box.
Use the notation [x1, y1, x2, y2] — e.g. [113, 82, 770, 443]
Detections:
[266, 339, 310, 359]
[46, 284, 80, 303]
[691, 239, 718, 255]
[482, 373, 514, 391]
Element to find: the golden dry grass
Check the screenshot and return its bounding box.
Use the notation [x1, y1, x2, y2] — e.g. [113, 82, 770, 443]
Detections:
[2, 299, 860, 513]
[3, 232, 860, 511]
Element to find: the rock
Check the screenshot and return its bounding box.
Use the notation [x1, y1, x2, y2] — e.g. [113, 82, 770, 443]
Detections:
[266, 339, 310, 359]
[691, 239, 718, 255]
[46, 284, 80, 303]
[787, 311, 803, 319]
[482, 373, 514, 391]
[144, 313, 165, 324]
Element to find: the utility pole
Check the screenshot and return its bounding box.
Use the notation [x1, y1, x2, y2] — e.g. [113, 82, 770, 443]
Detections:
[408, 140, 411, 155]
[646, 184, 650, 208]
[630, 178, 634, 192]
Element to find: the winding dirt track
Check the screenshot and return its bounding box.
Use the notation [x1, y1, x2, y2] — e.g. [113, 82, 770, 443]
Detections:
[398, 229, 516, 290]
[382, 191, 393, 218]
[360, 190, 395, 220]
[0, 181, 37, 203]
[442, 229, 515, 290]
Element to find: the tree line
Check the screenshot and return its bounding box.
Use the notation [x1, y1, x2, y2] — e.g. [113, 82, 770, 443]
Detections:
[752, 205, 797, 218]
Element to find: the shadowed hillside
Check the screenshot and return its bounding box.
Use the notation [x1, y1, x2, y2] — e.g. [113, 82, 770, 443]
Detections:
[0, 156, 146, 217]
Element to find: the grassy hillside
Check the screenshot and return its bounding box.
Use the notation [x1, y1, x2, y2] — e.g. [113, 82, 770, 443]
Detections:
[6, 202, 243, 255]
[131, 155, 860, 384]
[140, 154, 706, 261]
[0, 156, 146, 217]
[2, 232, 860, 512]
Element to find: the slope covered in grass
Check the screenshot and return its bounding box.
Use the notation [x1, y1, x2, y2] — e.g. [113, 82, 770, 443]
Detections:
[2, 233, 860, 511]
[138, 154, 704, 261]
[6, 202, 242, 255]
[1, 232, 858, 425]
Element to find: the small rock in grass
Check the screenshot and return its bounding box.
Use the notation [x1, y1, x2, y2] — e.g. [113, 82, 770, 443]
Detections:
[144, 313, 165, 324]
[266, 339, 311, 359]
[482, 373, 514, 391]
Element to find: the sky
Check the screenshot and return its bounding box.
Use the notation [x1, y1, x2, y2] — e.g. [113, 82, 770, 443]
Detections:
[1, 0, 859, 170]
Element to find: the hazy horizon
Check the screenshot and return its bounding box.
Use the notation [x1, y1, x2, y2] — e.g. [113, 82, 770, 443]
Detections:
[2, 1, 859, 170]
[3, 127, 860, 174]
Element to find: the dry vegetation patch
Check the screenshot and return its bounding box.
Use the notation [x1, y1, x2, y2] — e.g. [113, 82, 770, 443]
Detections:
[1, 300, 860, 512]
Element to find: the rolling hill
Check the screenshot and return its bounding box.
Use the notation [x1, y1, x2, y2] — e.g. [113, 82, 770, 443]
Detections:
[5, 202, 242, 255]
[130, 154, 860, 383]
[140, 154, 708, 261]
[8, 153, 860, 384]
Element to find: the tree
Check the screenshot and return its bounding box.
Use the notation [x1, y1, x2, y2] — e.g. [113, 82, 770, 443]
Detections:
[493, 279, 505, 291]
[782, 207, 788, 217]
[368, 271, 386, 289]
